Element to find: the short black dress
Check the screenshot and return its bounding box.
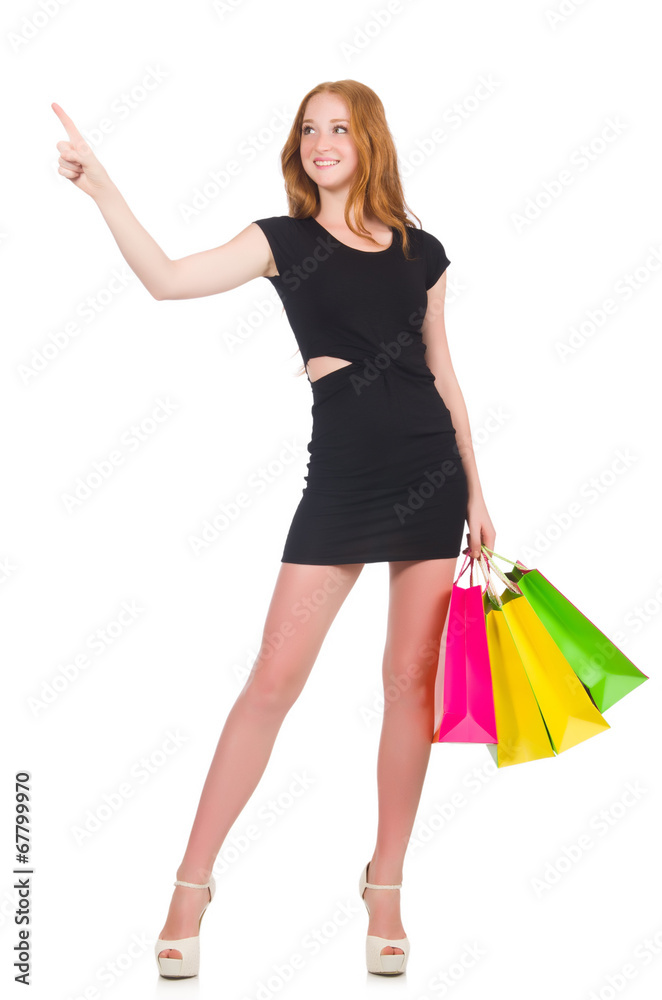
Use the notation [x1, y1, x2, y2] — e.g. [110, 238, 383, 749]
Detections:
[252, 215, 468, 565]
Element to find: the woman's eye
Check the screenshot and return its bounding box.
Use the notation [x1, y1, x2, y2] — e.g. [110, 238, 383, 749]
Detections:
[302, 125, 348, 135]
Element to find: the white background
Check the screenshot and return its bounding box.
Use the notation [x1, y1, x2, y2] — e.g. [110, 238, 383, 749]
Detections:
[3, 0, 660, 998]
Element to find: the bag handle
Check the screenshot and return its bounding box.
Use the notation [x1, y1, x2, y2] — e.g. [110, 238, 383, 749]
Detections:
[455, 551, 470, 581]
[457, 548, 497, 598]
[456, 551, 481, 589]
[479, 544, 523, 596]
[475, 551, 505, 607]
[481, 544, 530, 574]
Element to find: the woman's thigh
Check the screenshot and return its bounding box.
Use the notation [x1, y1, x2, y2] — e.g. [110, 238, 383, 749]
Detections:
[241, 561, 365, 706]
[383, 558, 457, 694]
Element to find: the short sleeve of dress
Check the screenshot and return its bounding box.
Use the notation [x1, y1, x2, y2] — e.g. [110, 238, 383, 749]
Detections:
[422, 231, 451, 290]
[252, 216, 295, 279]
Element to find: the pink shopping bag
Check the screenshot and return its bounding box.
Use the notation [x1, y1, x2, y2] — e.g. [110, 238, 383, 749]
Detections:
[433, 552, 498, 744]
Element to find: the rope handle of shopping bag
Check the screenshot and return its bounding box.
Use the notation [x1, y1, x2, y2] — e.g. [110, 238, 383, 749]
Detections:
[479, 544, 524, 596]
[457, 544, 519, 605]
[459, 546, 505, 601]
[475, 551, 505, 607]
[456, 551, 476, 587]
[479, 545, 522, 608]
[481, 543, 530, 573]
[457, 547, 498, 597]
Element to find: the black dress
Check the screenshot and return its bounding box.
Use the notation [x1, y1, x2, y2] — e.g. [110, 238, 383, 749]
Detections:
[252, 215, 468, 565]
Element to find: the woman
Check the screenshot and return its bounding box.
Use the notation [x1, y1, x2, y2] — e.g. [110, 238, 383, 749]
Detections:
[52, 79, 496, 979]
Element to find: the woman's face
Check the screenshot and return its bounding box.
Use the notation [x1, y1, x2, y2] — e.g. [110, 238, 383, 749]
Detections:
[299, 92, 359, 194]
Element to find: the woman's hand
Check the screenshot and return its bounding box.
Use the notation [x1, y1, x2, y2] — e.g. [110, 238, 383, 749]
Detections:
[465, 494, 496, 559]
[52, 102, 111, 197]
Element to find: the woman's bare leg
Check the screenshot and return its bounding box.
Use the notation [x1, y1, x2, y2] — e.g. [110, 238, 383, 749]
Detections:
[363, 557, 456, 956]
[158, 560, 364, 958]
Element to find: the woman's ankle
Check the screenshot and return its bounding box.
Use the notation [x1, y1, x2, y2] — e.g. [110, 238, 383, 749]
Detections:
[367, 854, 403, 885]
[176, 861, 214, 884]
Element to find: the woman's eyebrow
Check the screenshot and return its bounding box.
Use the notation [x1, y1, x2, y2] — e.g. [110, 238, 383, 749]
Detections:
[302, 118, 349, 124]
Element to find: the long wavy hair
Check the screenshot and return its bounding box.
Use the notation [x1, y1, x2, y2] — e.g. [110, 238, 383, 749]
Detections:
[277, 80, 425, 378]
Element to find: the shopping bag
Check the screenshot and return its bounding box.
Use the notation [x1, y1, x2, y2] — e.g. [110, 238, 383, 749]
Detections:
[478, 554, 610, 766]
[481, 583, 556, 768]
[481, 545, 649, 712]
[432, 552, 498, 744]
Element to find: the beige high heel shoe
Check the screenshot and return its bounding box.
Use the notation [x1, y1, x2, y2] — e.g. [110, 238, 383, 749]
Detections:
[359, 861, 410, 975]
[154, 875, 216, 979]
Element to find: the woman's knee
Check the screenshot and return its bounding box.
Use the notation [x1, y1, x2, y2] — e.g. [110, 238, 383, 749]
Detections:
[240, 654, 310, 714]
[382, 641, 439, 708]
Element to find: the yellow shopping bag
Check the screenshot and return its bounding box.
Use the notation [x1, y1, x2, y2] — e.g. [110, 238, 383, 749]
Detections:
[480, 555, 610, 767]
[483, 597, 556, 767]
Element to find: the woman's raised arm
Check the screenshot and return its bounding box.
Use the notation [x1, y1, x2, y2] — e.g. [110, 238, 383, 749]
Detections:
[52, 102, 273, 301]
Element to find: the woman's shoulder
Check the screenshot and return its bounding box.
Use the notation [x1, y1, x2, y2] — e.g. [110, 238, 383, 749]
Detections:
[251, 215, 311, 249]
[406, 223, 445, 249]
[404, 223, 450, 289]
[252, 214, 302, 231]
[251, 217, 311, 280]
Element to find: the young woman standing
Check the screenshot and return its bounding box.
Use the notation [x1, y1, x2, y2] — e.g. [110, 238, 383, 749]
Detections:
[52, 78, 495, 979]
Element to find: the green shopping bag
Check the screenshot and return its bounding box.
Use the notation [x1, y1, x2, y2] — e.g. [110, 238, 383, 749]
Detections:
[480, 545, 649, 713]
